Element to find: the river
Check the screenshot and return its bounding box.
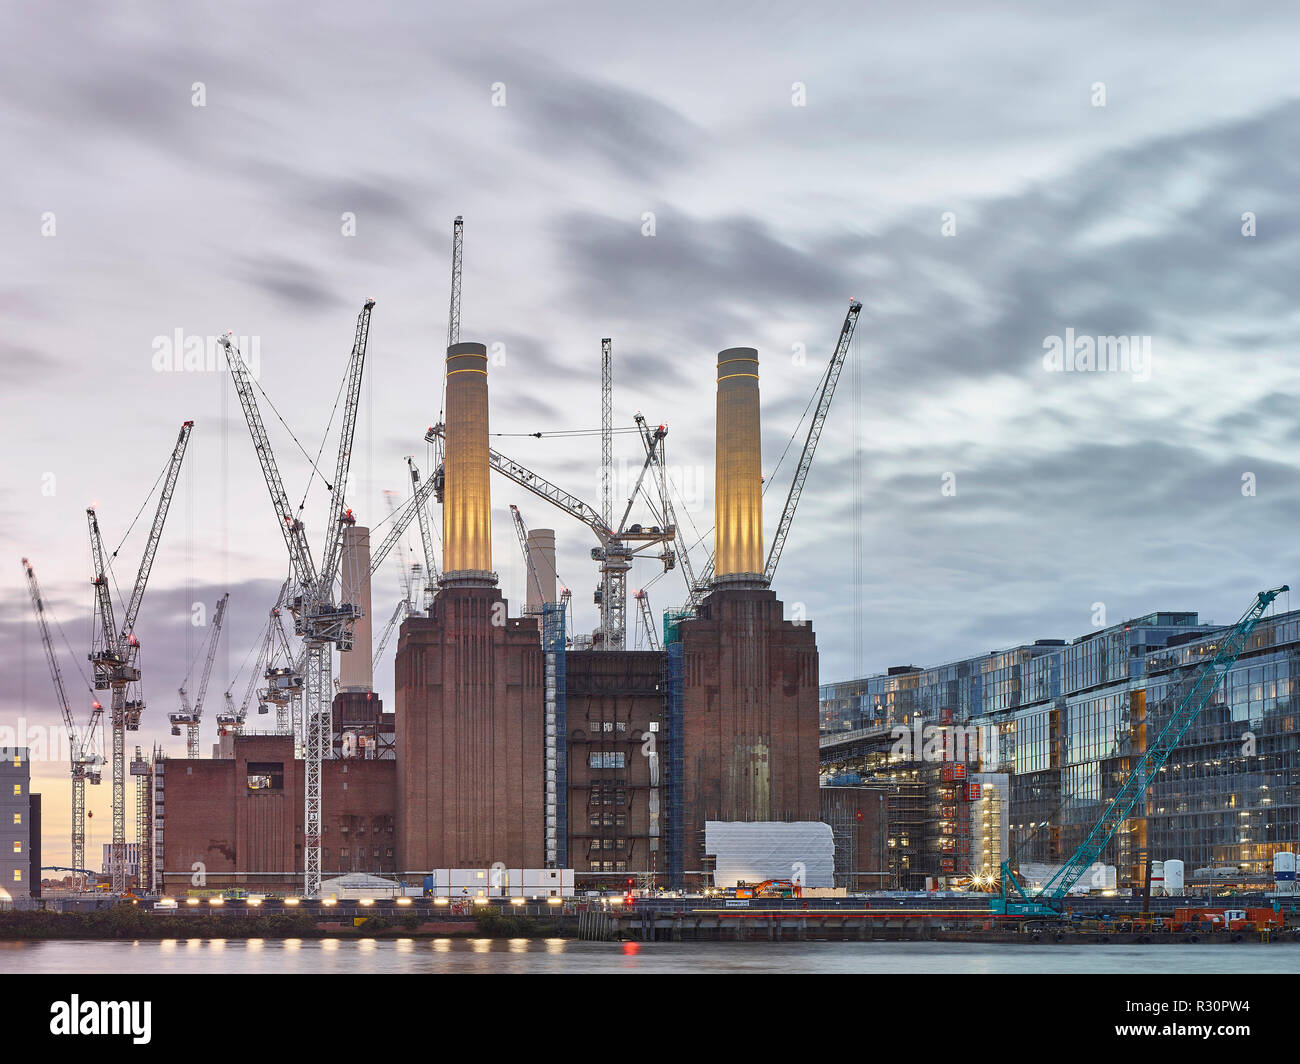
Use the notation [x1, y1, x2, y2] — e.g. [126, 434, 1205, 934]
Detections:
[1, 938, 1295, 973]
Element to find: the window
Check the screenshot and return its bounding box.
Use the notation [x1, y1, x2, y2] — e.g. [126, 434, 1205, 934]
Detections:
[11, 756, 20, 767]
[11, 784, 20, 796]
[246, 762, 284, 791]
[12, 842, 20, 854]
[589, 752, 626, 769]
[340, 847, 350, 858]
[11, 813, 19, 826]
[12, 869, 19, 882]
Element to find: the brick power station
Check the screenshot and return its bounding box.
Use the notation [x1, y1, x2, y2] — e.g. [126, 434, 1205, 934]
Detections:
[152, 335, 824, 894]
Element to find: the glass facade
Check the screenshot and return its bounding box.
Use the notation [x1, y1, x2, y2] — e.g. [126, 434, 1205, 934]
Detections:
[820, 607, 1300, 887]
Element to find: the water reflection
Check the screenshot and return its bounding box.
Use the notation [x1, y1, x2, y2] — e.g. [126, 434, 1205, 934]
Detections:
[1, 939, 1293, 976]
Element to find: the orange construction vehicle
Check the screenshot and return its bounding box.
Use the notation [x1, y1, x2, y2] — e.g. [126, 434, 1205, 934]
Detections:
[734, 879, 802, 900]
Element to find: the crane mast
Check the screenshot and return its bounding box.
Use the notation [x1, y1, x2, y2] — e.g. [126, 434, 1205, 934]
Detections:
[23, 558, 102, 889]
[86, 419, 193, 894]
[599, 339, 614, 637]
[447, 216, 463, 349]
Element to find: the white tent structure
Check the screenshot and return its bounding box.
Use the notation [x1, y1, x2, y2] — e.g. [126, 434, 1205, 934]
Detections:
[319, 872, 402, 900]
[704, 821, 835, 888]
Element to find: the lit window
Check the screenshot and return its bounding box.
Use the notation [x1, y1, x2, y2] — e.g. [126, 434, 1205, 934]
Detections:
[11, 756, 20, 768]
[11, 784, 19, 796]
[11, 813, 19, 826]
[12, 842, 19, 854]
[12, 869, 20, 882]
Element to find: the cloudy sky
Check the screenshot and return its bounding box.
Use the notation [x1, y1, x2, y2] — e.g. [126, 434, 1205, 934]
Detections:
[4, 1, 1300, 864]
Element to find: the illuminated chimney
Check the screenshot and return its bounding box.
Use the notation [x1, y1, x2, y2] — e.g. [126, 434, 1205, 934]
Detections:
[714, 347, 765, 585]
[442, 341, 495, 585]
[525, 528, 557, 612]
[339, 523, 373, 692]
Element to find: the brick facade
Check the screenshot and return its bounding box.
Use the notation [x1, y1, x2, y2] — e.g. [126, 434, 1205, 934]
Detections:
[564, 651, 663, 883]
[395, 586, 545, 875]
[158, 734, 395, 895]
[679, 587, 820, 875]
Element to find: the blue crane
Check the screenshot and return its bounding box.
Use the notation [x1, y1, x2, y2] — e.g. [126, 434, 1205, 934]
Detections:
[994, 584, 1288, 916]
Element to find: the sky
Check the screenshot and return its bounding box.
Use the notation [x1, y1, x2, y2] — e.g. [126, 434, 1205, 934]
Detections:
[4, 0, 1300, 865]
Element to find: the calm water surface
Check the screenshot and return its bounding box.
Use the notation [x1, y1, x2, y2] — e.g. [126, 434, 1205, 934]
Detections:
[1, 938, 1296, 974]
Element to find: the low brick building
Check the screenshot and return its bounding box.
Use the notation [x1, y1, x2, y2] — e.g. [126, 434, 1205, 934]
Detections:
[157, 734, 396, 895]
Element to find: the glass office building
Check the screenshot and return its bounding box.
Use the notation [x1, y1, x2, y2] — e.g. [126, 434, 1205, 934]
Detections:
[820, 608, 1300, 887]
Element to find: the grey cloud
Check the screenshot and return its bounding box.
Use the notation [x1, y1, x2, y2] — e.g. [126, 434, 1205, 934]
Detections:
[236, 255, 342, 311]
[458, 53, 701, 181]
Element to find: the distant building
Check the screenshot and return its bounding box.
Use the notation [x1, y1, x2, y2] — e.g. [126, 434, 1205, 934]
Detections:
[101, 843, 141, 882]
[820, 608, 1300, 888]
[0, 748, 38, 901]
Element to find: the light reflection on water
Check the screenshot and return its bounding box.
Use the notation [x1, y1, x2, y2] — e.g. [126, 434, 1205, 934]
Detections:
[0, 938, 1295, 974]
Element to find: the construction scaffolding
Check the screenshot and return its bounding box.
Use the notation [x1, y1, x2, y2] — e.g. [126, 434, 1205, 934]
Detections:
[130, 745, 151, 892]
[542, 601, 567, 868]
[664, 639, 685, 888]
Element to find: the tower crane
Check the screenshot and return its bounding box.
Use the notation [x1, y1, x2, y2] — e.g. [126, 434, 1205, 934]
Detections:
[406, 457, 440, 607]
[226, 584, 301, 741]
[381, 489, 419, 608]
[169, 593, 229, 758]
[692, 299, 862, 599]
[87, 419, 193, 895]
[631, 412, 706, 609]
[508, 504, 545, 615]
[424, 421, 675, 649]
[218, 650, 260, 738]
[369, 462, 439, 589]
[371, 599, 409, 670]
[764, 299, 861, 585]
[634, 589, 660, 651]
[262, 601, 304, 736]
[22, 558, 103, 890]
[220, 298, 374, 898]
[994, 584, 1289, 916]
